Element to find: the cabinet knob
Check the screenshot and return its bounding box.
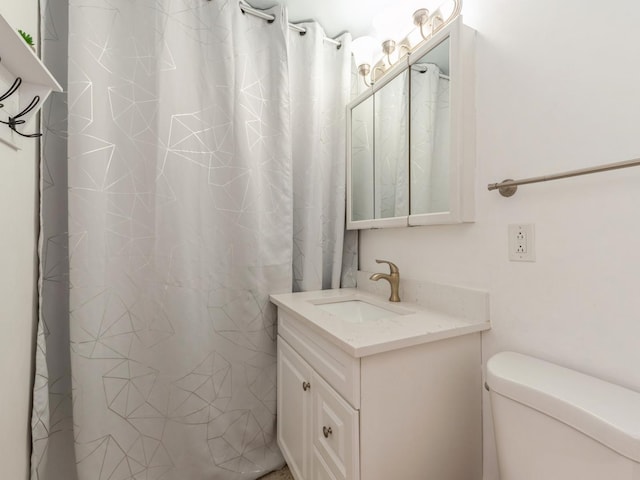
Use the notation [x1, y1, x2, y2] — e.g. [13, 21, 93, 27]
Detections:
[302, 381, 311, 391]
[322, 426, 332, 438]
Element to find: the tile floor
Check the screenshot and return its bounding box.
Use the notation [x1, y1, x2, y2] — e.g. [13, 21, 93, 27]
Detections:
[258, 465, 293, 479]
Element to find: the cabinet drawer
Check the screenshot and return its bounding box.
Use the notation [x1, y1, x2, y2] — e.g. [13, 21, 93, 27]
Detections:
[278, 310, 360, 408]
[312, 372, 360, 480]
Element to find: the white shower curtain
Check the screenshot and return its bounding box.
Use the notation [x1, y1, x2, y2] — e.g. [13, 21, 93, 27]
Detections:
[32, 1, 351, 479]
[290, 24, 351, 291]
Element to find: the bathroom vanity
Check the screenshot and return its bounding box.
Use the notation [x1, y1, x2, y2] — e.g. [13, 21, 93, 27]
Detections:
[270, 281, 490, 480]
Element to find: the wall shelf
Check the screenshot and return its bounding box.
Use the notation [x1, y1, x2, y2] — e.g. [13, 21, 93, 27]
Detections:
[0, 13, 62, 150]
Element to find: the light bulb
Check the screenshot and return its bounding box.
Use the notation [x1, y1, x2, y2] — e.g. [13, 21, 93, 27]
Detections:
[373, 6, 407, 44]
[351, 36, 379, 86]
[351, 36, 378, 69]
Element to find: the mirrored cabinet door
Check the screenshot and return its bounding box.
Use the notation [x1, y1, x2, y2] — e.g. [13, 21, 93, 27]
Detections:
[350, 96, 374, 222]
[374, 70, 409, 220]
[408, 18, 475, 226]
[347, 65, 409, 229]
[410, 38, 451, 216]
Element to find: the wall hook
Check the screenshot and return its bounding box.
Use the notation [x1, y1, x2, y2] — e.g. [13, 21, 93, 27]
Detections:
[0, 94, 42, 138]
[0, 77, 21, 108]
[0, 54, 43, 138]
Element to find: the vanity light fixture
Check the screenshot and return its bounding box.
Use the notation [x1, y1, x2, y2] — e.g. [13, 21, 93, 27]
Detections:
[351, 36, 378, 87]
[412, 8, 431, 39]
[405, 0, 455, 44]
[372, 6, 407, 66]
[351, 0, 461, 86]
[414, 8, 446, 40]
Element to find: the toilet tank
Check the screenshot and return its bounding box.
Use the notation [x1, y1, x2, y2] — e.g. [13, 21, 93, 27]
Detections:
[486, 352, 640, 480]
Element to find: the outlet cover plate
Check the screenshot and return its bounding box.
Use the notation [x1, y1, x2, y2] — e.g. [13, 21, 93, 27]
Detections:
[509, 224, 535, 262]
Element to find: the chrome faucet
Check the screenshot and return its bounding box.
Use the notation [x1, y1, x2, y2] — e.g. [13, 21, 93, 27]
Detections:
[369, 259, 400, 302]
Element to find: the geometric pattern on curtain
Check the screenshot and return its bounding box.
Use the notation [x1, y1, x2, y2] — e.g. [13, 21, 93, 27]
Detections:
[32, 1, 352, 479]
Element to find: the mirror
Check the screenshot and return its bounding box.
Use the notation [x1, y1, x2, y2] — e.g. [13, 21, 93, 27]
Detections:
[349, 68, 409, 227]
[410, 38, 450, 215]
[375, 70, 409, 219]
[347, 17, 475, 229]
[350, 96, 374, 221]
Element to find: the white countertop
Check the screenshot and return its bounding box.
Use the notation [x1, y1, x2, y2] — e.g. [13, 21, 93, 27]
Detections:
[270, 288, 491, 357]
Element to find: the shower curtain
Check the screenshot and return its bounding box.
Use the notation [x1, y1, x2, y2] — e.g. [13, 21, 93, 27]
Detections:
[32, 1, 351, 479]
[290, 23, 351, 292]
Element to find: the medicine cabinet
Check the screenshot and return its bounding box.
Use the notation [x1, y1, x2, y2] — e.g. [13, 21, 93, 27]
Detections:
[346, 17, 475, 229]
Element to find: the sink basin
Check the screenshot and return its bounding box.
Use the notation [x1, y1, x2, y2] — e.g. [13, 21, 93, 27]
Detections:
[313, 299, 408, 323]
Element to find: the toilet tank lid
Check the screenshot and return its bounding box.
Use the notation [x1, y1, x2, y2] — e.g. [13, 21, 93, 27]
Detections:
[487, 351, 640, 463]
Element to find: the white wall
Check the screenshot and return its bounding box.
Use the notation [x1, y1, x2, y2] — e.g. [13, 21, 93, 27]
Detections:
[359, 1, 640, 478]
[0, 2, 40, 479]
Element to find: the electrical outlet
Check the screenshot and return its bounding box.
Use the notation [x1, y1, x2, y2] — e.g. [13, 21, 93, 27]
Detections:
[509, 224, 535, 262]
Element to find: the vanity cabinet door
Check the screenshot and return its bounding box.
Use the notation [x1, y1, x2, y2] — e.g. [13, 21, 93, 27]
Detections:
[312, 448, 340, 480]
[312, 372, 360, 480]
[277, 336, 313, 480]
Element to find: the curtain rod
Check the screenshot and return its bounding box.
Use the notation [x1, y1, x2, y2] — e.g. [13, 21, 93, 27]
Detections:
[238, 1, 343, 49]
[488, 157, 640, 197]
